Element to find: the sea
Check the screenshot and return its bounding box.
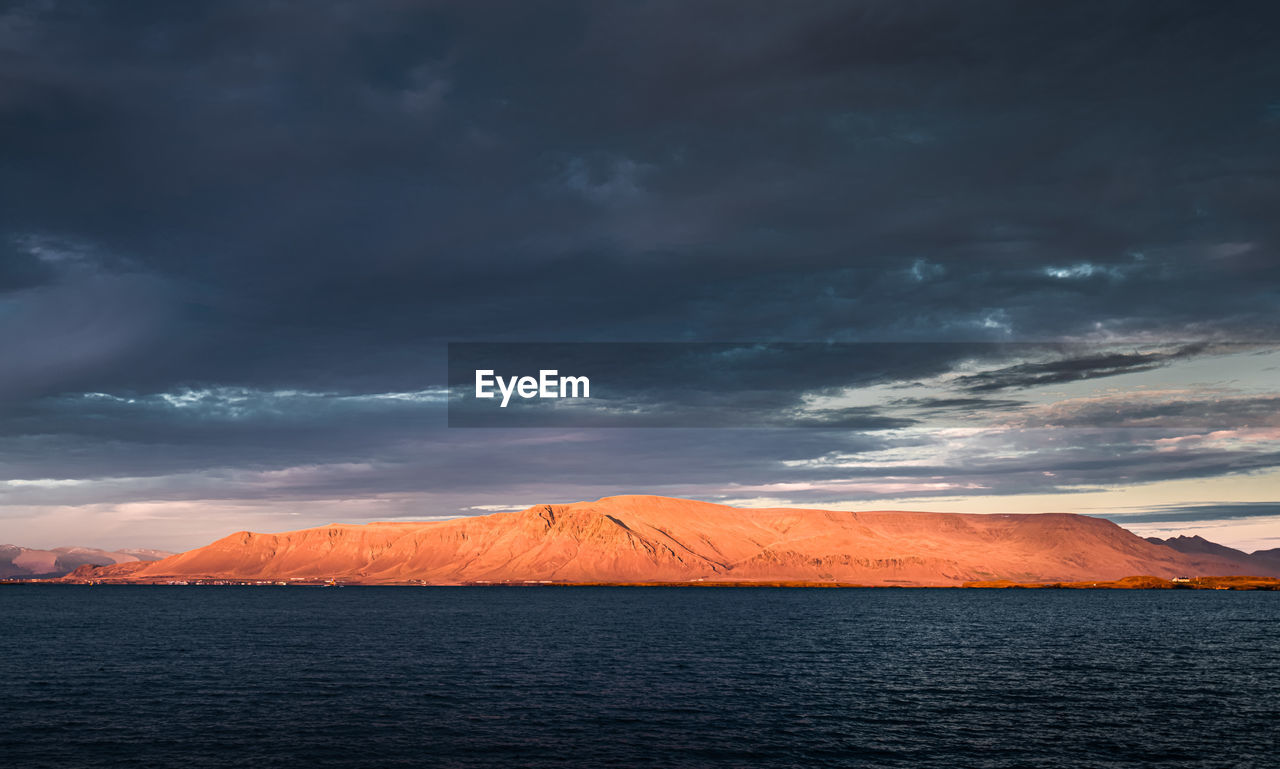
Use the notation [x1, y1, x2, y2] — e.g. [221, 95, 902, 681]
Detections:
[1, 585, 1275, 768]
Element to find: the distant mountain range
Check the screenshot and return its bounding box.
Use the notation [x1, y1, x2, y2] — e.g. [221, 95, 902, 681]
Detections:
[1145, 534, 1280, 574]
[0, 545, 173, 579]
[43, 496, 1280, 586]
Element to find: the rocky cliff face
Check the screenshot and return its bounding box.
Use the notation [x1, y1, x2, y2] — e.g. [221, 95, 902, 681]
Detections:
[68, 496, 1276, 586]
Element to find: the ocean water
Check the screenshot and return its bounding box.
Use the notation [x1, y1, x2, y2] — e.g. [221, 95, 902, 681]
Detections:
[1, 586, 1276, 768]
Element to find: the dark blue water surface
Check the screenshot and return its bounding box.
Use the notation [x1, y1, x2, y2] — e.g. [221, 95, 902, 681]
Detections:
[1, 586, 1276, 768]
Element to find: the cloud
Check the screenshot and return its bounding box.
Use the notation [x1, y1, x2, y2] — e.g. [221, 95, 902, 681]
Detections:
[0, 1, 1278, 545]
[1101, 503, 1280, 525]
[556, 154, 648, 205]
[954, 345, 1211, 392]
[1015, 392, 1280, 430]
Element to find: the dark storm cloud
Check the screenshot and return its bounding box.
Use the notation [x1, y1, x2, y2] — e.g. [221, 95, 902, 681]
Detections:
[445, 342, 1274, 428]
[1100, 503, 1280, 525]
[446, 341, 992, 427]
[1, 1, 1279, 533]
[954, 345, 1210, 392]
[3, 0, 1279, 395]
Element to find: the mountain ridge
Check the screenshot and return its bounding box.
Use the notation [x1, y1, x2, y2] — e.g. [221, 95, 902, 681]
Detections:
[54, 496, 1280, 586]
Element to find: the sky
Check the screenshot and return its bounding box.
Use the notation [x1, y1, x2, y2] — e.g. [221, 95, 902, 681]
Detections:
[1, 1, 1278, 552]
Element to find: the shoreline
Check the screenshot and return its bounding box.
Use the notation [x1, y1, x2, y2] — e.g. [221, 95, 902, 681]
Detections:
[8, 575, 1280, 590]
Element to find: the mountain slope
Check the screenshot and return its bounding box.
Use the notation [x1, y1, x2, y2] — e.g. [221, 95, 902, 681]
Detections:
[86, 496, 1277, 586]
[1146, 535, 1280, 574]
[1251, 548, 1280, 570]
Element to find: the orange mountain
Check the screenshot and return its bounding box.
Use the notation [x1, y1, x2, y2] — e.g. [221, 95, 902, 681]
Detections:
[66, 495, 1278, 586]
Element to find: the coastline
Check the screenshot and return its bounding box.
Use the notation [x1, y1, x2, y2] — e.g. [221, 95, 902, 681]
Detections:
[10, 575, 1280, 590]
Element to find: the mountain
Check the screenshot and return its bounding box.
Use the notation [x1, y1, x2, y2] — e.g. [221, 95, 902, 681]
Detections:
[1, 545, 173, 579]
[1252, 548, 1280, 570]
[59, 496, 1278, 586]
[1146, 535, 1280, 574]
[1144, 534, 1243, 558]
